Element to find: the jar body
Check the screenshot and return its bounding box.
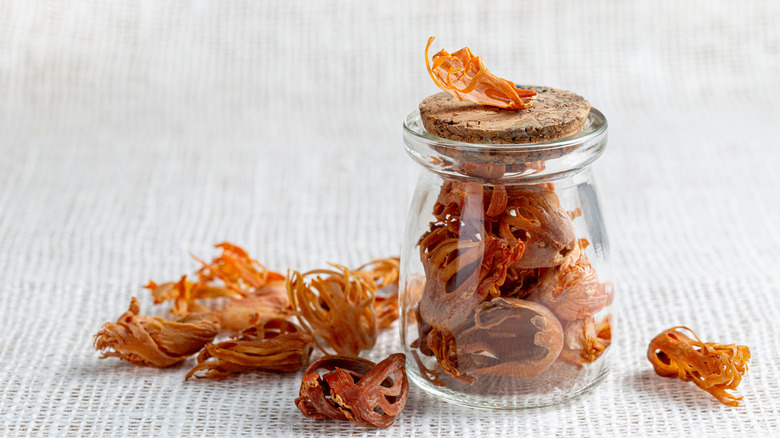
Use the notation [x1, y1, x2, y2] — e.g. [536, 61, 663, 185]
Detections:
[400, 109, 612, 409]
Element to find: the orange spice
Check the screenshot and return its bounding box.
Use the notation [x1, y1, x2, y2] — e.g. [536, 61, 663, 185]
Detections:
[426, 36, 536, 110]
[648, 326, 750, 406]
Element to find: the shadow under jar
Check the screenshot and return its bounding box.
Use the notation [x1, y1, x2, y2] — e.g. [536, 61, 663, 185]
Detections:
[400, 97, 613, 409]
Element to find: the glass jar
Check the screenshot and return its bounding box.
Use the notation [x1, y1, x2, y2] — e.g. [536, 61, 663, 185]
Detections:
[400, 107, 612, 409]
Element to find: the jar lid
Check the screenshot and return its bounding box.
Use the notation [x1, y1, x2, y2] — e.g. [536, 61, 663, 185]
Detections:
[404, 97, 607, 181]
[419, 86, 590, 145]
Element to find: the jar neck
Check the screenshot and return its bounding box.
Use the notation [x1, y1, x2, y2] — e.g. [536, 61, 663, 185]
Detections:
[403, 108, 608, 183]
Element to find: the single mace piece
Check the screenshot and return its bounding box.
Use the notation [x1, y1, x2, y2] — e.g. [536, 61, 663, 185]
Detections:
[193, 242, 286, 293]
[145, 242, 288, 329]
[295, 353, 409, 428]
[425, 36, 537, 110]
[94, 297, 220, 368]
[185, 318, 314, 380]
[287, 264, 379, 357]
[559, 315, 611, 367]
[647, 326, 750, 407]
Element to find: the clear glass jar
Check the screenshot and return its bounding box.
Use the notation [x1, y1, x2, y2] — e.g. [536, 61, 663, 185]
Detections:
[400, 108, 613, 409]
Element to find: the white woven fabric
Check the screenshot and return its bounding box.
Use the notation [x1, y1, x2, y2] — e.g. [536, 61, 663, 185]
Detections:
[1, 0, 779, 436]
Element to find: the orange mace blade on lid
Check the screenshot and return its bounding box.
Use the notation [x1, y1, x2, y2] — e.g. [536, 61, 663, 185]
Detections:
[425, 36, 537, 110]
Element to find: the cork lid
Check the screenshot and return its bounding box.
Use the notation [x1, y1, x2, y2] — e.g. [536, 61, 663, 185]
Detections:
[404, 91, 607, 180]
[419, 86, 590, 145]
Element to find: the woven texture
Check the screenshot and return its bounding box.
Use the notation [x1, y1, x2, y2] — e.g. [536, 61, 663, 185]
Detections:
[1, 0, 779, 436]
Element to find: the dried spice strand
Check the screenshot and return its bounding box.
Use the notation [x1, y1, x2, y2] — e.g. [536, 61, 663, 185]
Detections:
[418, 182, 527, 332]
[425, 36, 536, 110]
[433, 181, 510, 236]
[498, 266, 548, 300]
[409, 349, 446, 387]
[355, 257, 400, 291]
[417, 225, 518, 333]
[287, 264, 378, 356]
[528, 249, 611, 322]
[146, 242, 286, 322]
[94, 297, 220, 368]
[213, 280, 290, 332]
[146, 277, 240, 317]
[373, 293, 399, 331]
[425, 327, 477, 385]
[356, 257, 401, 330]
[559, 315, 611, 367]
[647, 326, 750, 407]
[194, 242, 285, 293]
[185, 318, 313, 380]
[295, 354, 409, 428]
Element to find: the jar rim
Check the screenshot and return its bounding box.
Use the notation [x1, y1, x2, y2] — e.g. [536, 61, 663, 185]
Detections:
[403, 107, 608, 181]
[403, 107, 607, 153]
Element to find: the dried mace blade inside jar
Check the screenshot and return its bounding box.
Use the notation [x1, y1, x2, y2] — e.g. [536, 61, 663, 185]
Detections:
[559, 315, 612, 367]
[647, 326, 750, 407]
[295, 353, 409, 428]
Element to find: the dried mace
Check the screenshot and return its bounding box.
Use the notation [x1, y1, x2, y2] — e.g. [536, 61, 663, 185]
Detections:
[94, 297, 220, 368]
[185, 318, 314, 380]
[647, 326, 750, 406]
[425, 36, 536, 110]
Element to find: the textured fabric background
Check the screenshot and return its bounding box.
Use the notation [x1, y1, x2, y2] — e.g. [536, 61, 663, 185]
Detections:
[1, 1, 779, 436]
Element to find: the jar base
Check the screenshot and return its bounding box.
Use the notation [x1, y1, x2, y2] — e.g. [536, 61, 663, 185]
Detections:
[408, 365, 610, 410]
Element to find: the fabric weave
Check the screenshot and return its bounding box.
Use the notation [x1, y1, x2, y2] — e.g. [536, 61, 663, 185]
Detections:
[1, 1, 779, 436]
